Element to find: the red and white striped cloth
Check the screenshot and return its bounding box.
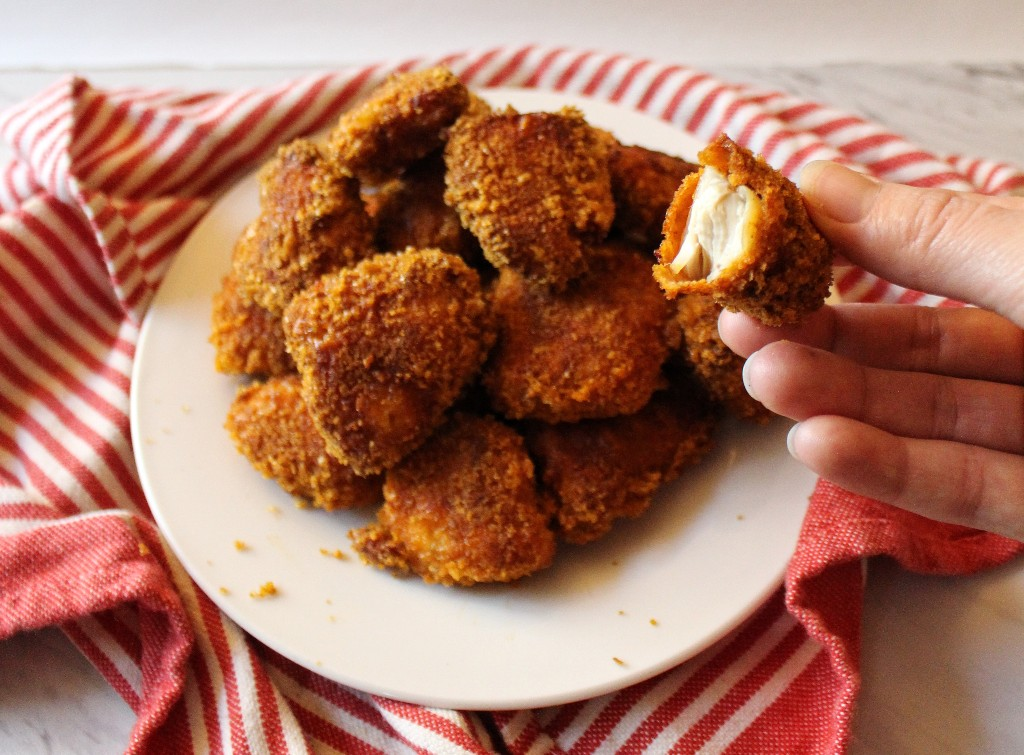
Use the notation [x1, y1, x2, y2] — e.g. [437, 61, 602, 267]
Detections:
[2, 46, 1023, 754]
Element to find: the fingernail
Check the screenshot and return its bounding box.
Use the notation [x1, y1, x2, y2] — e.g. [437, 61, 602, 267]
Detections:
[741, 352, 759, 400]
[798, 161, 880, 225]
[786, 422, 802, 459]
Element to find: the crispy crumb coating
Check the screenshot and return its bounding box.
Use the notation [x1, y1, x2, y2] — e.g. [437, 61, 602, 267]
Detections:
[444, 106, 615, 288]
[607, 142, 699, 248]
[349, 413, 555, 586]
[675, 293, 773, 424]
[225, 375, 382, 510]
[211, 272, 294, 376]
[371, 153, 483, 266]
[219, 73, 802, 585]
[654, 134, 833, 326]
[329, 67, 469, 184]
[483, 246, 676, 423]
[282, 248, 494, 476]
[461, 92, 495, 121]
[525, 389, 716, 544]
[233, 139, 375, 315]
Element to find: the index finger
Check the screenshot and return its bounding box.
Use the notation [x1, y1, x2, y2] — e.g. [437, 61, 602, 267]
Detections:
[718, 303, 1024, 385]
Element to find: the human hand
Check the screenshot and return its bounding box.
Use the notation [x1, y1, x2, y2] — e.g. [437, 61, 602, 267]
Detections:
[717, 161, 1024, 539]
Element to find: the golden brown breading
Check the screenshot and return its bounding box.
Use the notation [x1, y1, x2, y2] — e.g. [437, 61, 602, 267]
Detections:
[329, 67, 470, 184]
[225, 375, 382, 511]
[218, 75, 807, 587]
[461, 92, 495, 121]
[607, 142, 698, 248]
[483, 246, 676, 423]
[443, 106, 615, 289]
[525, 389, 716, 544]
[371, 153, 483, 267]
[282, 248, 494, 476]
[210, 272, 294, 377]
[349, 413, 555, 586]
[675, 293, 773, 424]
[654, 134, 833, 326]
[232, 139, 375, 315]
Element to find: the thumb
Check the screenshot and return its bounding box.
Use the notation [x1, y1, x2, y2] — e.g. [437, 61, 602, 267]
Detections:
[799, 161, 1024, 325]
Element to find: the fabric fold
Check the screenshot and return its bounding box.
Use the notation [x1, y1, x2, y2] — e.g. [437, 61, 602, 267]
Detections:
[0, 512, 194, 751]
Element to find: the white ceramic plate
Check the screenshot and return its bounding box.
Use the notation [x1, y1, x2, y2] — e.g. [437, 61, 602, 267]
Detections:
[131, 88, 815, 710]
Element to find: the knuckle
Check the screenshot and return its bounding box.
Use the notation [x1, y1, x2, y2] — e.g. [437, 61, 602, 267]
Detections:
[903, 190, 966, 252]
[906, 307, 946, 373]
[947, 446, 990, 527]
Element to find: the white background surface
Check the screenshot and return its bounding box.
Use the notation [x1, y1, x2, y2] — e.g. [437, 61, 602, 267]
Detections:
[4, 0, 1024, 69]
[2, 2, 1024, 753]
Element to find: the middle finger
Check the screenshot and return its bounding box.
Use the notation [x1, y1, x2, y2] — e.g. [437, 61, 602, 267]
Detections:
[743, 340, 1024, 454]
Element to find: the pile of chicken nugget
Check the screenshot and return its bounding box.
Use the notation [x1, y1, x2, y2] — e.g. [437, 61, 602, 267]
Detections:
[211, 67, 771, 587]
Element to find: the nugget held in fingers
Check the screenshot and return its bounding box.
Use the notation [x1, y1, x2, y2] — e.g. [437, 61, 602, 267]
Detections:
[233, 140, 375, 315]
[484, 245, 677, 423]
[444, 106, 615, 288]
[654, 134, 832, 326]
[675, 293, 773, 424]
[226, 375, 382, 511]
[283, 248, 493, 476]
[330, 67, 469, 184]
[525, 389, 716, 544]
[350, 413, 556, 586]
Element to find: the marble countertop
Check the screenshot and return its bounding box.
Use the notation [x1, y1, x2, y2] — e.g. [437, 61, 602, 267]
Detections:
[2, 58, 1024, 754]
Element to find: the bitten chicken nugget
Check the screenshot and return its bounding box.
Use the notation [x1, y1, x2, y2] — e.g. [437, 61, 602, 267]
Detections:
[444, 106, 615, 288]
[654, 134, 833, 326]
[607, 142, 699, 248]
[370, 153, 483, 267]
[350, 413, 555, 586]
[225, 375, 382, 511]
[675, 293, 773, 424]
[329, 67, 469, 184]
[484, 246, 676, 423]
[282, 248, 493, 476]
[233, 139, 375, 315]
[525, 389, 716, 544]
[210, 272, 294, 377]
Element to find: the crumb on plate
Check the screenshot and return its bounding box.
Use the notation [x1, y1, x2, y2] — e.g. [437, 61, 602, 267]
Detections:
[249, 581, 278, 599]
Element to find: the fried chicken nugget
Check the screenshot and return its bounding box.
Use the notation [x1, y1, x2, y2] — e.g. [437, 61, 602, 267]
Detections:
[329, 67, 470, 184]
[444, 106, 615, 288]
[350, 413, 555, 586]
[483, 246, 677, 423]
[282, 248, 493, 476]
[370, 153, 483, 267]
[525, 389, 716, 544]
[225, 375, 382, 511]
[607, 142, 699, 248]
[232, 139, 375, 315]
[211, 271, 293, 376]
[675, 293, 773, 424]
[654, 134, 833, 326]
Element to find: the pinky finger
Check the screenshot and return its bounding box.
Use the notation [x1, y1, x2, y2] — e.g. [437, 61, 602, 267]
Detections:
[787, 415, 1024, 541]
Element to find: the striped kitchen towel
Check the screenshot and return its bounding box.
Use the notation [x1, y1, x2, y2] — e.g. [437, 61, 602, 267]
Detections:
[1, 45, 1022, 754]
